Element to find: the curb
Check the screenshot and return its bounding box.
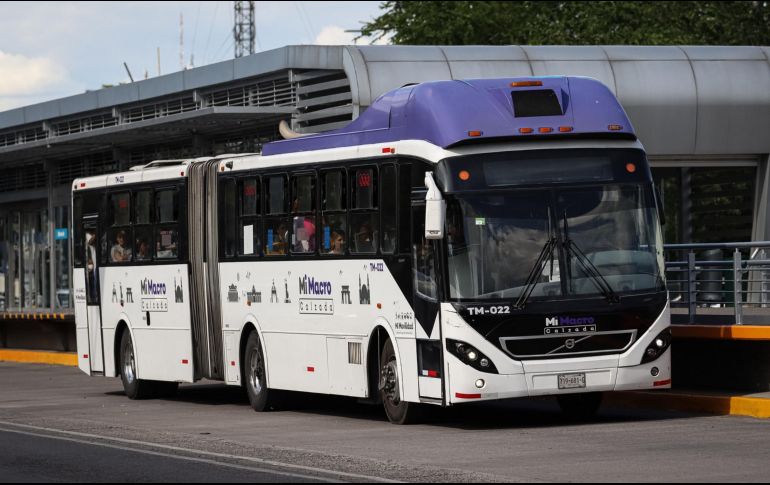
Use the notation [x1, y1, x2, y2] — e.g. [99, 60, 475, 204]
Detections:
[611, 390, 770, 419]
[0, 349, 78, 367]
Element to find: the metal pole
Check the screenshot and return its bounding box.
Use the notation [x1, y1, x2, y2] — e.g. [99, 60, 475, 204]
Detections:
[734, 249, 743, 325]
[688, 251, 696, 324]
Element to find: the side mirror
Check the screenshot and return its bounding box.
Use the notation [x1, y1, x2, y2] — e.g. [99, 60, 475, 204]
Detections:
[424, 172, 445, 239]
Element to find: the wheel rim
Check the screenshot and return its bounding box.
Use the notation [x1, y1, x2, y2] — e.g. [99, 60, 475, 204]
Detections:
[379, 357, 400, 405]
[249, 347, 264, 395]
[123, 341, 136, 384]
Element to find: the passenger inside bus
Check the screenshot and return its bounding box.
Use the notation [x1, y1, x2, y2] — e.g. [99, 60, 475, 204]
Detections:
[110, 230, 132, 263]
[354, 222, 377, 253]
[328, 230, 345, 255]
[135, 237, 151, 261]
[293, 216, 316, 253]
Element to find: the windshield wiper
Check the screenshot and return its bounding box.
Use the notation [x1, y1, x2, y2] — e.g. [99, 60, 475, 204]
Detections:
[562, 211, 620, 304]
[513, 236, 558, 310]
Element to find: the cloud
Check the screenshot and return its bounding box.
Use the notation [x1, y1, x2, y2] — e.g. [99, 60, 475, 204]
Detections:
[314, 25, 391, 46]
[0, 50, 82, 112]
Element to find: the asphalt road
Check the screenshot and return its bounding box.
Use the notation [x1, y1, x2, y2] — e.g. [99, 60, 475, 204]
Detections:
[1, 362, 769, 482]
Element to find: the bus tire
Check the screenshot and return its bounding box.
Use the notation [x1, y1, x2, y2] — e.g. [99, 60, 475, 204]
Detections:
[243, 332, 280, 412]
[119, 330, 155, 400]
[557, 392, 603, 420]
[379, 337, 421, 425]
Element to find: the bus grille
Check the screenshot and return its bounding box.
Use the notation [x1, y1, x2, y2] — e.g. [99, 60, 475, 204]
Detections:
[500, 330, 636, 360]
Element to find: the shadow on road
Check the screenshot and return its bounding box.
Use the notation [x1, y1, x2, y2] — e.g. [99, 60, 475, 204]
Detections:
[105, 382, 697, 430]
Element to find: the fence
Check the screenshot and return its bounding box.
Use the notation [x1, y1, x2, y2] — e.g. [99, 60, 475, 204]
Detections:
[664, 242, 770, 325]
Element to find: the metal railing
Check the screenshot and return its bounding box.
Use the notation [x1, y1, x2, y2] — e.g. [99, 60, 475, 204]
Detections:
[664, 242, 770, 325]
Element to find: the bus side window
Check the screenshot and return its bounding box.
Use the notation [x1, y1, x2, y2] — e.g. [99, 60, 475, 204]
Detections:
[291, 173, 316, 254]
[380, 164, 397, 254]
[134, 189, 153, 262]
[239, 177, 260, 256]
[73, 196, 84, 267]
[221, 178, 237, 258]
[108, 192, 132, 264]
[398, 163, 412, 254]
[155, 188, 179, 260]
[412, 205, 438, 301]
[264, 175, 289, 256]
[321, 170, 346, 256]
[350, 167, 378, 254]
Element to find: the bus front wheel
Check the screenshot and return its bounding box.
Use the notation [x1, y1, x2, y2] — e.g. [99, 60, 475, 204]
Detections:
[379, 338, 421, 424]
[243, 332, 281, 412]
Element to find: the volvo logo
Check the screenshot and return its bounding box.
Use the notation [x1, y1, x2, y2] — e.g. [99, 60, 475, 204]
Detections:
[565, 339, 576, 350]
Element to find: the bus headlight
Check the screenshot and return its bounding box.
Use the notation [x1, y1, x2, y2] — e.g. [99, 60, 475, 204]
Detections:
[641, 328, 672, 364]
[446, 339, 498, 374]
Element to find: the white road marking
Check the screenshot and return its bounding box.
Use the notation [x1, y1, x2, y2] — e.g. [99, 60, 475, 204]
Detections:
[0, 421, 401, 483]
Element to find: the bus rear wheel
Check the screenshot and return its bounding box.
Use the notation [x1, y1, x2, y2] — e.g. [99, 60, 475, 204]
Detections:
[557, 392, 603, 420]
[379, 338, 421, 425]
[243, 332, 281, 412]
[119, 330, 158, 400]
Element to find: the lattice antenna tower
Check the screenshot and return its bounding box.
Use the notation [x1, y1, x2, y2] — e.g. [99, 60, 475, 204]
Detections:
[234, 1, 256, 58]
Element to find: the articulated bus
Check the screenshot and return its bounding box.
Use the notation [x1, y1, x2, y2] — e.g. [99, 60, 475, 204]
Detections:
[73, 76, 671, 424]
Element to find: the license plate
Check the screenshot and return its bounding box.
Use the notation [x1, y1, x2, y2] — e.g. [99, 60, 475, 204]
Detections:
[558, 373, 586, 390]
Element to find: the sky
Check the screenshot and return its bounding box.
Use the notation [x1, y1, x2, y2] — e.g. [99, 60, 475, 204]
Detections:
[0, 1, 385, 112]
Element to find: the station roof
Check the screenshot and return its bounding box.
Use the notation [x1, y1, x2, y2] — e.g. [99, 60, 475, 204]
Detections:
[0, 45, 769, 164]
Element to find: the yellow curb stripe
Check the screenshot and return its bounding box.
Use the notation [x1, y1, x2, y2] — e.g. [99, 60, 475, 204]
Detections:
[0, 350, 78, 367]
[613, 391, 770, 419]
[672, 324, 770, 341]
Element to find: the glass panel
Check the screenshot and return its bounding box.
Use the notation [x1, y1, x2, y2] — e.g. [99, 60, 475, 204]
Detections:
[292, 174, 315, 213]
[222, 179, 237, 257]
[155, 227, 179, 260]
[557, 185, 664, 296]
[54, 206, 71, 309]
[412, 207, 438, 300]
[292, 215, 316, 254]
[157, 189, 178, 223]
[352, 168, 376, 209]
[322, 214, 346, 255]
[135, 190, 152, 225]
[0, 217, 6, 310]
[380, 165, 397, 254]
[110, 193, 130, 226]
[11, 213, 20, 308]
[266, 176, 286, 215]
[323, 171, 345, 211]
[22, 210, 49, 309]
[108, 228, 133, 263]
[241, 178, 259, 216]
[85, 227, 99, 304]
[134, 226, 153, 262]
[446, 191, 555, 300]
[264, 219, 290, 256]
[350, 213, 378, 254]
[73, 197, 83, 267]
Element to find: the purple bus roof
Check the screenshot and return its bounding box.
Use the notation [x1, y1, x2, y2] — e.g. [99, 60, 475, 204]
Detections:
[261, 76, 635, 156]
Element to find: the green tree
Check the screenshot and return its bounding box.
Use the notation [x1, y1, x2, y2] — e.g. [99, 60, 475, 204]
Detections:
[360, 1, 770, 45]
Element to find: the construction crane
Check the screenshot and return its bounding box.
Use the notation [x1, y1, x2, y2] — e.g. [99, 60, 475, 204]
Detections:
[234, 1, 256, 58]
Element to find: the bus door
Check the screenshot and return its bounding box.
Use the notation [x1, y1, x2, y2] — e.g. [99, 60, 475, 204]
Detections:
[82, 217, 104, 373]
[411, 203, 445, 402]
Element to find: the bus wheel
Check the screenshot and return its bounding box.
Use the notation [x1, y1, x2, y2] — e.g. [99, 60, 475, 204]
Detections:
[557, 392, 603, 420]
[119, 330, 155, 400]
[243, 332, 280, 411]
[379, 338, 421, 425]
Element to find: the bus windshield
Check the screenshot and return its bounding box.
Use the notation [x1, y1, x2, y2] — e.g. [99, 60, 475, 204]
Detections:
[445, 184, 665, 302]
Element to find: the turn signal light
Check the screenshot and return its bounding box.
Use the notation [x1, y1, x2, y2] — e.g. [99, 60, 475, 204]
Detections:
[468, 130, 483, 137]
[458, 170, 471, 181]
[511, 81, 543, 87]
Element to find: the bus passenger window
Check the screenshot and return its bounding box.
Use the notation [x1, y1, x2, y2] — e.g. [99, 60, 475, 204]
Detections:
[134, 227, 153, 262]
[264, 220, 289, 256]
[156, 228, 178, 259]
[322, 214, 346, 255]
[85, 229, 99, 303]
[350, 168, 379, 254]
[380, 164, 397, 254]
[222, 179, 237, 257]
[291, 174, 316, 254]
[265, 175, 287, 215]
[110, 229, 132, 263]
